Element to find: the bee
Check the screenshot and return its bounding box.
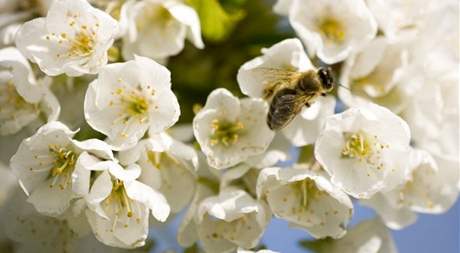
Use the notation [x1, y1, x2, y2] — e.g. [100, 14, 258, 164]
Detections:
[256, 66, 335, 130]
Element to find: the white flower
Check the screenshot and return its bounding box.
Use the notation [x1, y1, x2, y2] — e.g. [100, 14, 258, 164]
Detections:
[0, 47, 60, 135]
[237, 39, 335, 145]
[10, 121, 114, 216]
[257, 166, 352, 239]
[402, 60, 458, 162]
[238, 248, 279, 253]
[237, 38, 312, 99]
[15, 0, 119, 76]
[0, 11, 31, 47]
[84, 55, 180, 150]
[366, 0, 445, 40]
[272, 0, 293, 16]
[120, 0, 203, 60]
[196, 187, 271, 253]
[118, 132, 197, 213]
[84, 160, 170, 248]
[2, 188, 82, 253]
[339, 36, 411, 113]
[314, 102, 411, 199]
[289, 0, 377, 64]
[220, 134, 292, 195]
[362, 149, 459, 229]
[283, 96, 336, 146]
[193, 88, 274, 170]
[301, 219, 398, 253]
[177, 182, 217, 248]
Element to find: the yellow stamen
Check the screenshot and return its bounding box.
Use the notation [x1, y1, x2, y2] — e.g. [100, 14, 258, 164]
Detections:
[209, 119, 245, 147]
[318, 17, 346, 43]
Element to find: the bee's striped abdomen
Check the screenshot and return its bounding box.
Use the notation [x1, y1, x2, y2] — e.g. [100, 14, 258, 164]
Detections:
[267, 88, 298, 130]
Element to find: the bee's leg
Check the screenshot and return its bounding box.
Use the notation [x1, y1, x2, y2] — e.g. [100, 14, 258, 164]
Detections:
[305, 102, 311, 107]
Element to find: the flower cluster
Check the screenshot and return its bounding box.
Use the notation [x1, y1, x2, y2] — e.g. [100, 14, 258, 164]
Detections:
[0, 0, 457, 252]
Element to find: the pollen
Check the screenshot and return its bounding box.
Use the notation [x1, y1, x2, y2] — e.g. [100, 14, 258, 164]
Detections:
[318, 17, 346, 44]
[48, 145, 77, 190]
[341, 130, 388, 168]
[105, 179, 134, 218]
[2, 81, 28, 106]
[209, 119, 245, 147]
[112, 85, 150, 123]
[68, 30, 95, 57]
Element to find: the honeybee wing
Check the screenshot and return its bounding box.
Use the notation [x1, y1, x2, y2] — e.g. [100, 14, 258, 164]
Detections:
[267, 88, 316, 130]
[250, 67, 303, 99]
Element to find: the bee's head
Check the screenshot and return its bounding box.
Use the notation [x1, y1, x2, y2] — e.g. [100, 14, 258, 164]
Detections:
[317, 67, 334, 94]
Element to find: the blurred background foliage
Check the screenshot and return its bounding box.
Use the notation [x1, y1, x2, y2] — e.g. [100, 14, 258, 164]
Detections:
[169, 0, 294, 123]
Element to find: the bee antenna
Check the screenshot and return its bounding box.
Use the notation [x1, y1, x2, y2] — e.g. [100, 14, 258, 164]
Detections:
[337, 83, 350, 91]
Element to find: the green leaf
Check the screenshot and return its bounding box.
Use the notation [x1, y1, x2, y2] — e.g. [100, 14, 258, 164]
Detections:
[187, 0, 246, 42]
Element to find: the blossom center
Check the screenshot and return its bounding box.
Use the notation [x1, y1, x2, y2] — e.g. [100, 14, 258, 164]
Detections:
[341, 130, 388, 168]
[113, 86, 150, 122]
[137, 5, 173, 31]
[68, 30, 95, 57]
[1, 81, 33, 110]
[318, 17, 346, 43]
[48, 145, 77, 190]
[294, 179, 323, 209]
[147, 151, 180, 169]
[105, 179, 134, 218]
[209, 119, 245, 147]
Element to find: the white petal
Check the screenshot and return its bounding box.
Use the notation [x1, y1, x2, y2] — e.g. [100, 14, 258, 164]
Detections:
[72, 152, 99, 196]
[166, 1, 204, 49]
[361, 193, 417, 230]
[27, 180, 74, 216]
[124, 180, 170, 222]
[85, 170, 112, 219]
[108, 162, 142, 182]
[0, 47, 44, 103]
[72, 138, 114, 160]
[177, 184, 215, 247]
[198, 188, 259, 223]
[283, 96, 336, 146]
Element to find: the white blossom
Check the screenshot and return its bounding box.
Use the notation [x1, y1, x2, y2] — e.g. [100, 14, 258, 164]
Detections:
[366, 0, 450, 40]
[177, 182, 216, 248]
[339, 36, 411, 113]
[10, 121, 113, 216]
[362, 149, 459, 229]
[118, 132, 197, 213]
[283, 96, 336, 146]
[193, 88, 274, 170]
[196, 187, 271, 253]
[314, 102, 411, 199]
[84, 55, 180, 150]
[120, 0, 203, 61]
[220, 134, 292, 195]
[289, 0, 377, 64]
[272, 0, 293, 16]
[301, 219, 397, 253]
[15, 0, 119, 76]
[257, 166, 352, 239]
[84, 160, 170, 248]
[0, 47, 59, 135]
